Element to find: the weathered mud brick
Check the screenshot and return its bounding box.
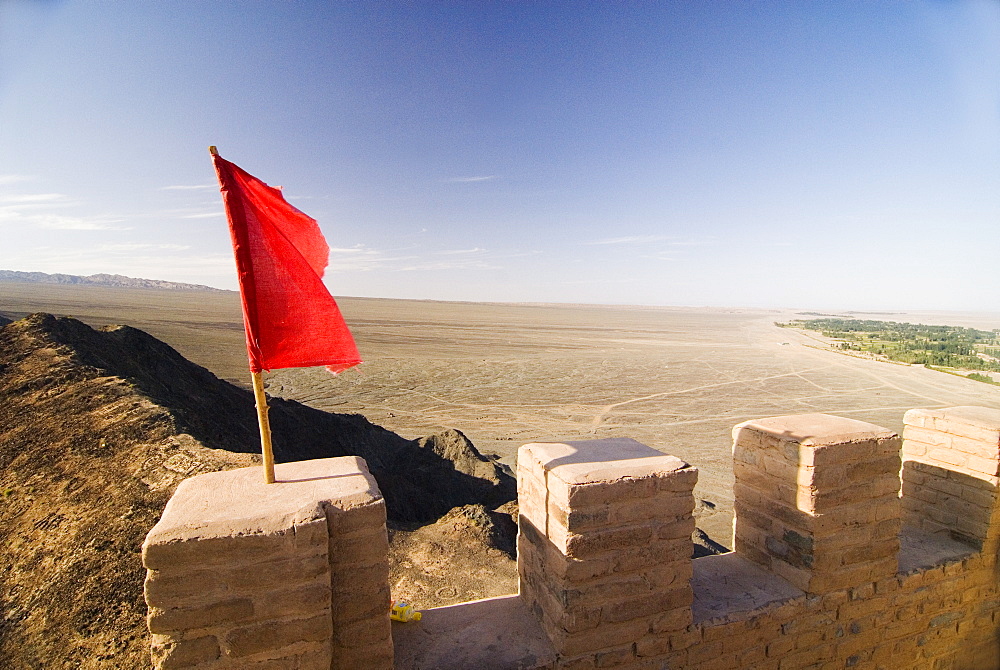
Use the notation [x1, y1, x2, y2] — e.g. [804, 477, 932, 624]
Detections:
[903, 407, 1000, 551]
[732, 414, 901, 595]
[150, 634, 222, 668]
[143, 456, 392, 670]
[517, 438, 697, 660]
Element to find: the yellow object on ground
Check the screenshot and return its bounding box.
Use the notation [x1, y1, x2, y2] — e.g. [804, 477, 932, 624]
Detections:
[391, 600, 423, 622]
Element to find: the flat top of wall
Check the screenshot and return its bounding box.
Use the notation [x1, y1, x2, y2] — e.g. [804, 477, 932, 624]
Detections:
[521, 438, 688, 483]
[905, 406, 1000, 431]
[898, 526, 977, 574]
[691, 553, 803, 624]
[392, 595, 555, 670]
[734, 413, 895, 446]
[146, 456, 380, 544]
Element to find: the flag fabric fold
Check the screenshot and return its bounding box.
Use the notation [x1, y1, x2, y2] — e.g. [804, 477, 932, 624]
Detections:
[212, 153, 361, 374]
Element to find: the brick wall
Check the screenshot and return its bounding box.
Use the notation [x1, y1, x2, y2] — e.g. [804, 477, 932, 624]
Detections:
[144, 406, 1000, 670]
[517, 438, 697, 666]
[514, 407, 1000, 670]
[901, 406, 1000, 552]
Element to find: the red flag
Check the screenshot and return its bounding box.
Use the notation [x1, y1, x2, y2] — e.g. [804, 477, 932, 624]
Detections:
[211, 153, 361, 374]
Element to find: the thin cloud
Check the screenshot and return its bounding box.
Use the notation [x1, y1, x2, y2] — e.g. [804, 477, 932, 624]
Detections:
[324, 243, 498, 273]
[0, 185, 132, 232]
[0, 193, 67, 204]
[329, 246, 381, 255]
[325, 245, 413, 272]
[98, 243, 192, 252]
[583, 235, 721, 248]
[181, 212, 224, 219]
[161, 184, 216, 191]
[667, 239, 715, 247]
[436, 247, 484, 255]
[561, 277, 639, 285]
[394, 258, 501, 272]
[0, 202, 76, 214]
[285, 194, 330, 201]
[443, 176, 498, 183]
[0, 175, 35, 185]
[582, 234, 672, 246]
[0, 207, 127, 231]
[35, 215, 129, 231]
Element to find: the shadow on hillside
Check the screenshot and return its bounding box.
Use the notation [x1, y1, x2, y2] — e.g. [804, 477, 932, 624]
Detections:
[26, 313, 516, 524]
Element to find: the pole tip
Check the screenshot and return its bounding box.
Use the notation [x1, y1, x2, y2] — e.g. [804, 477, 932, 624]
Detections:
[208, 145, 219, 156]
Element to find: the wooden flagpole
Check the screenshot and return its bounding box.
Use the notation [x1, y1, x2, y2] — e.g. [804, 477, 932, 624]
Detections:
[251, 370, 277, 484]
[209, 144, 276, 484]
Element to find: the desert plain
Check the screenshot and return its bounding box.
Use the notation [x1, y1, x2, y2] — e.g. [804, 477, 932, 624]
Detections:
[3, 281, 1000, 545]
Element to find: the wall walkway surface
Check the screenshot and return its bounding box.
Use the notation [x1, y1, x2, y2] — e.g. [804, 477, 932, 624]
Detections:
[145, 406, 1000, 669]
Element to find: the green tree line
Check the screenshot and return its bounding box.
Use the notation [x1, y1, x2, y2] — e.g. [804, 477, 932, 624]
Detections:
[776, 318, 1000, 373]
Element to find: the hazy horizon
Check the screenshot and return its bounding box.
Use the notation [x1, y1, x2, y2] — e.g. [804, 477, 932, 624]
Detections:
[5, 269, 1000, 333]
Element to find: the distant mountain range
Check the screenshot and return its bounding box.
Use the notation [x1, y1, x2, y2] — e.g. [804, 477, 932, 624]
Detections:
[0, 270, 227, 291]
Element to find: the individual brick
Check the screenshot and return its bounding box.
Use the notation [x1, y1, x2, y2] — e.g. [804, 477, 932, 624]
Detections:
[220, 554, 328, 592]
[327, 527, 390, 565]
[251, 582, 330, 621]
[601, 588, 693, 624]
[225, 613, 332, 658]
[151, 634, 221, 669]
[551, 615, 652, 657]
[594, 643, 636, 667]
[562, 522, 656, 559]
[147, 598, 255, 635]
[332, 584, 390, 624]
[325, 499, 385, 533]
[649, 605, 693, 634]
[144, 568, 226, 608]
[331, 641, 393, 670]
[331, 614, 393, 648]
[143, 533, 297, 572]
[329, 562, 389, 597]
[609, 538, 692, 575]
[634, 633, 672, 659]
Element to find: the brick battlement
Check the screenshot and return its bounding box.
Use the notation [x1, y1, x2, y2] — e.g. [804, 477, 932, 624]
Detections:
[144, 406, 1000, 669]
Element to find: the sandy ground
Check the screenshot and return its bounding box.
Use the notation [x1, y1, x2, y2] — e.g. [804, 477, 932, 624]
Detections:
[267, 300, 1000, 544]
[3, 283, 1000, 545]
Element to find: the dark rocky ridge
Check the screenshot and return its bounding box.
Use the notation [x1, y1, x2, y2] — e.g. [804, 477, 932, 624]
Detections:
[11, 313, 515, 522]
[0, 313, 515, 668]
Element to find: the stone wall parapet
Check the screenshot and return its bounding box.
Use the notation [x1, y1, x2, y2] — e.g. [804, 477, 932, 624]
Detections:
[142, 456, 392, 670]
[517, 438, 697, 666]
[143, 406, 1000, 669]
[732, 413, 902, 594]
[902, 406, 1000, 553]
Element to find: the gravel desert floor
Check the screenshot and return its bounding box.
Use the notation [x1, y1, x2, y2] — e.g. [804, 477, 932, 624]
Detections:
[3, 282, 1000, 545]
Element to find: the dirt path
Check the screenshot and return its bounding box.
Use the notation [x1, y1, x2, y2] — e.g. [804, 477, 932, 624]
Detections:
[587, 365, 833, 433]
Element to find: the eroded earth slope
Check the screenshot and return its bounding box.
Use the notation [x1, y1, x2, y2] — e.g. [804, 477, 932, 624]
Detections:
[0, 313, 515, 669]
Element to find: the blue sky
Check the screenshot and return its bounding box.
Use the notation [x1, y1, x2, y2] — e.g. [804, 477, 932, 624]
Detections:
[0, 1, 997, 310]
